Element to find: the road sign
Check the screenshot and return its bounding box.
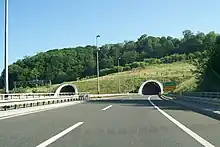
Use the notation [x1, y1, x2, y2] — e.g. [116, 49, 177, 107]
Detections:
[163, 81, 176, 91]
[163, 86, 176, 91]
[163, 81, 176, 86]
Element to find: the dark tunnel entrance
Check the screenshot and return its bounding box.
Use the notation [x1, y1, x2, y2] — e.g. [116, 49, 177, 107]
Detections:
[142, 82, 161, 95]
[60, 85, 76, 93]
[55, 84, 78, 96]
[138, 80, 163, 95]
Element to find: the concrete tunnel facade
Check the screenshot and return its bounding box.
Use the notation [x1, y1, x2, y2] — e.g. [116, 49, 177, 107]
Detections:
[138, 80, 163, 95]
[54, 84, 78, 96]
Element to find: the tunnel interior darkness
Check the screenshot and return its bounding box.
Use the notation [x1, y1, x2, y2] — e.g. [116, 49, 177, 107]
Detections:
[59, 85, 76, 93]
[141, 82, 162, 95]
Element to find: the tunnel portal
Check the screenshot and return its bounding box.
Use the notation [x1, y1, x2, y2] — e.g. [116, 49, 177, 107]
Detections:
[138, 80, 163, 95]
[54, 84, 78, 96]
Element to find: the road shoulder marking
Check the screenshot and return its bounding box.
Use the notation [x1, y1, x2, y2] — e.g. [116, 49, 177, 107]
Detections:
[102, 105, 112, 111]
[148, 96, 215, 147]
[36, 122, 84, 147]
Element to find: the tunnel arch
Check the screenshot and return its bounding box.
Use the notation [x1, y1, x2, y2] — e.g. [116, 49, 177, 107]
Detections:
[138, 80, 163, 95]
[54, 84, 78, 96]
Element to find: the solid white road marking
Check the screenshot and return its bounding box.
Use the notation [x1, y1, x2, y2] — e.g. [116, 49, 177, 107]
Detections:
[36, 122, 84, 147]
[213, 111, 220, 114]
[148, 96, 215, 147]
[102, 105, 112, 111]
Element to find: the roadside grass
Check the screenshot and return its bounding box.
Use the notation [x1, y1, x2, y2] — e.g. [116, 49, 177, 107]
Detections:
[20, 62, 196, 94]
[173, 77, 198, 94]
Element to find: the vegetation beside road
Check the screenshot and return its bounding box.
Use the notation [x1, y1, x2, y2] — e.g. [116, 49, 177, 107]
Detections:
[197, 36, 220, 91]
[1, 29, 220, 93]
[21, 62, 195, 94]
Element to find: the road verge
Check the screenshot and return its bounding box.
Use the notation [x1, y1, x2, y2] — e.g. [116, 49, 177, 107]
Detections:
[159, 95, 220, 121]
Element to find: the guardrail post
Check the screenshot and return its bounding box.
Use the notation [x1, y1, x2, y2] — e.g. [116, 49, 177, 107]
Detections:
[3, 106, 7, 111]
[4, 94, 8, 100]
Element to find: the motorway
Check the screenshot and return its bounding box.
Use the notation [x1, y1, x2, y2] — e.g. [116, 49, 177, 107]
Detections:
[0, 95, 220, 147]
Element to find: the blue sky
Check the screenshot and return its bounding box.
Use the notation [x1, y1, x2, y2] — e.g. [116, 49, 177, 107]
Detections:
[0, 0, 220, 71]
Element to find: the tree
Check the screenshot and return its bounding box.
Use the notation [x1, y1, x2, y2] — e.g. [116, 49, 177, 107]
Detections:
[0, 30, 217, 90]
[121, 51, 139, 65]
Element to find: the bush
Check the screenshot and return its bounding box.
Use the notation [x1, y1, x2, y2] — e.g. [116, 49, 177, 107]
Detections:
[144, 58, 161, 64]
[100, 66, 119, 76]
[123, 66, 131, 71]
[130, 62, 140, 68]
[14, 87, 26, 93]
[32, 89, 38, 93]
[100, 68, 112, 76]
[140, 62, 146, 68]
[154, 59, 162, 64]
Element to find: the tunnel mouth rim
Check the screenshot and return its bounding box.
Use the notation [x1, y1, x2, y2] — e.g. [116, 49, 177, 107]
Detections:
[60, 85, 76, 93]
[55, 84, 78, 96]
[138, 80, 163, 95]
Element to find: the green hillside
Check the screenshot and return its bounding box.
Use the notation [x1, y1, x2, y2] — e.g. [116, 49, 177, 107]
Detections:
[23, 62, 196, 94]
[0, 30, 216, 91]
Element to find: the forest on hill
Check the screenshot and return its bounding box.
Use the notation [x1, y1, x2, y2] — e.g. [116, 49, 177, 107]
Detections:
[198, 35, 220, 91]
[0, 30, 219, 90]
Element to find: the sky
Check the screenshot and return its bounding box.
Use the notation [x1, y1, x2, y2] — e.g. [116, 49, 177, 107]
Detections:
[0, 0, 220, 71]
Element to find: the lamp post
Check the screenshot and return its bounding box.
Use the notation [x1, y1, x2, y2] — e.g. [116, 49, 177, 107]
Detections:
[96, 35, 100, 94]
[4, 0, 9, 94]
[117, 57, 121, 93]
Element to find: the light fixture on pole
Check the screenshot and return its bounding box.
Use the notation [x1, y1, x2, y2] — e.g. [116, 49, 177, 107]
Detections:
[96, 35, 100, 94]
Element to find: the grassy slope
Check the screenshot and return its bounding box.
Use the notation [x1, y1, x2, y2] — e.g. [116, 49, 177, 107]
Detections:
[24, 62, 197, 94]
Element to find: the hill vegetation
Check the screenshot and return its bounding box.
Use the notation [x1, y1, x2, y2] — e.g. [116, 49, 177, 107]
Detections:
[0, 30, 219, 92]
[21, 62, 195, 94]
[197, 35, 220, 91]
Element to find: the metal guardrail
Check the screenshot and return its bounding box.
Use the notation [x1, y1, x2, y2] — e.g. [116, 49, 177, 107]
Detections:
[0, 95, 82, 111]
[183, 92, 220, 99]
[0, 92, 75, 100]
[88, 93, 135, 98]
[0, 92, 136, 111]
[164, 92, 220, 106]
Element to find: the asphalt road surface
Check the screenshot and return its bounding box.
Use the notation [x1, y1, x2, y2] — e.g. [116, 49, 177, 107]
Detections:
[0, 95, 219, 147]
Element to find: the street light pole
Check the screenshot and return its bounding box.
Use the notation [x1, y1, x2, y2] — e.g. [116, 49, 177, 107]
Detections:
[4, 0, 9, 94]
[96, 35, 100, 94]
[117, 57, 121, 93]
